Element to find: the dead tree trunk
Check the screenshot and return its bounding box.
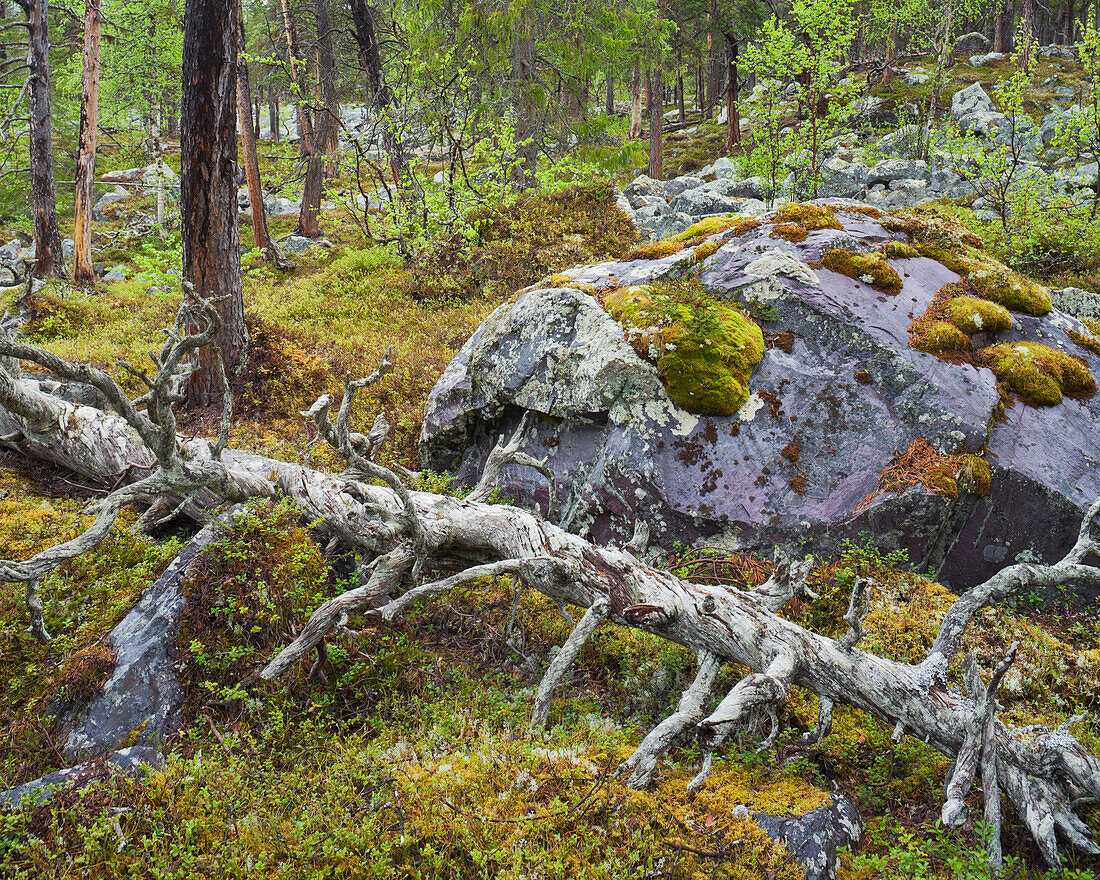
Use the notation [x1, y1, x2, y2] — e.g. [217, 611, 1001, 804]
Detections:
[72, 0, 101, 285]
[280, 0, 311, 157]
[181, 0, 247, 402]
[234, 0, 278, 263]
[25, 0, 64, 280]
[2, 320, 1100, 873]
[293, 0, 335, 235]
[629, 62, 644, 138]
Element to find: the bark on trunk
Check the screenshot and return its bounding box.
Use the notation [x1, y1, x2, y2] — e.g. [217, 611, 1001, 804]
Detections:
[724, 34, 739, 152]
[605, 74, 613, 116]
[279, 0, 311, 157]
[647, 68, 663, 179]
[293, 0, 335, 235]
[511, 24, 537, 188]
[2, 345, 1100, 872]
[26, 0, 63, 280]
[629, 62, 644, 139]
[234, 0, 275, 260]
[181, 0, 246, 403]
[313, 0, 338, 178]
[1020, 0, 1034, 70]
[72, 0, 101, 285]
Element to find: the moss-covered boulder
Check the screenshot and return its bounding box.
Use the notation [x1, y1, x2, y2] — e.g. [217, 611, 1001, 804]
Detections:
[423, 200, 1100, 594]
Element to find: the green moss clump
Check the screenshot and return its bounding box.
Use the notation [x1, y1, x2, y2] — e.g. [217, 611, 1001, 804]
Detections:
[691, 239, 722, 264]
[775, 202, 842, 231]
[821, 248, 903, 294]
[625, 239, 685, 261]
[769, 222, 808, 243]
[946, 296, 1012, 334]
[881, 240, 919, 259]
[968, 269, 1052, 316]
[604, 278, 764, 415]
[957, 453, 992, 497]
[911, 320, 971, 353]
[1067, 328, 1100, 358]
[674, 214, 761, 243]
[978, 342, 1097, 406]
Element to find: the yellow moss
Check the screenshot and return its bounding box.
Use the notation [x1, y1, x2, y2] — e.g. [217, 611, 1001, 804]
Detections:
[978, 341, 1097, 406]
[604, 278, 764, 415]
[910, 320, 970, 353]
[775, 202, 842, 230]
[821, 249, 903, 295]
[968, 269, 1052, 316]
[625, 239, 686, 261]
[880, 240, 919, 259]
[1084, 317, 1100, 337]
[674, 214, 762, 244]
[836, 205, 884, 218]
[769, 222, 808, 243]
[690, 239, 722, 264]
[957, 453, 992, 497]
[1067, 327, 1100, 358]
[946, 296, 1012, 334]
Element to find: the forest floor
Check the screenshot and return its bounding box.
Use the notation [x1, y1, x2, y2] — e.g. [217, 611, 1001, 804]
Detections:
[1, 57, 1099, 879]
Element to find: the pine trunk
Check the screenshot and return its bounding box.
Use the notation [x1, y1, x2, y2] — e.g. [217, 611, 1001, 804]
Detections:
[724, 34, 739, 152]
[648, 68, 663, 180]
[235, 0, 273, 258]
[73, 0, 101, 285]
[27, 0, 64, 280]
[181, 0, 247, 404]
[280, 0, 312, 157]
[511, 26, 537, 187]
[294, 0, 336, 234]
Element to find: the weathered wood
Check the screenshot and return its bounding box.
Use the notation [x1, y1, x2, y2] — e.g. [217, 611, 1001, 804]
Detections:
[72, 0, 101, 284]
[2, 327, 1100, 869]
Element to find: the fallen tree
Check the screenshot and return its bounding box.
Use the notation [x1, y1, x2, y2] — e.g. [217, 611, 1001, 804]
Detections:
[2, 295, 1100, 872]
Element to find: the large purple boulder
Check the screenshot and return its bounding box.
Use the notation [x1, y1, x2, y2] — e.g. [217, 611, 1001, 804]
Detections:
[420, 202, 1100, 592]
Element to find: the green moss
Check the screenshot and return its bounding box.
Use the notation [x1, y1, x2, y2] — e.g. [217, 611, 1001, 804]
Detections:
[690, 239, 722, 264]
[821, 248, 903, 294]
[880, 240, 919, 259]
[968, 269, 1052, 316]
[775, 202, 842, 231]
[674, 215, 761, 244]
[1067, 328, 1100, 358]
[946, 296, 1012, 334]
[604, 278, 764, 415]
[957, 453, 992, 497]
[911, 320, 971, 353]
[978, 341, 1097, 406]
[626, 239, 685, 260]
[769, 222, 808, 243]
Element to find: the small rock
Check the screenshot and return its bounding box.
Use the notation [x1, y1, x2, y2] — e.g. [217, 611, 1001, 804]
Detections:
[282, 235, 332, 254]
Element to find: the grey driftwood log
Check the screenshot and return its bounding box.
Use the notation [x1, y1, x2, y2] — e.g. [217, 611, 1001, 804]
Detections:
[1, 293, 1099, 872]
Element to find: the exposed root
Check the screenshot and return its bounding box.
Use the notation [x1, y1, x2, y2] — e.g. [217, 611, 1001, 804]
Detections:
[531, 601, 608, 730]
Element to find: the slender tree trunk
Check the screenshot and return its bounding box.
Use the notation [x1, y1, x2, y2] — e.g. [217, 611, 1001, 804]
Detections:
[605, 74, 613, 116]
[268, 78, 279, 140]
[235, 0, 275, 260]
[511, 22, 537, 188]
[924, 0, 955, 161]
[629, 62, 644, 139]
[724, 34, 739, 152]
[883, 19, 899, 85]
[280, 0, 312, 157]
[181, 0, 247, 404]
[994, 1, 1007, 53]
[312, 0, 338, 178]
[648, 68, 663, 180]
[294, 0, 336, 234]
[1020, 0, 1034, 69]
[26, 0, 63, 280]
[73, 0, 101, 285]
[676, 52, 685, 124]
[347, 0, 410, 189]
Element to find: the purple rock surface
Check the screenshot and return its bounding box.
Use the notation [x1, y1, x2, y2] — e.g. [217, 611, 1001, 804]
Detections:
[421, 203, 1100, 592]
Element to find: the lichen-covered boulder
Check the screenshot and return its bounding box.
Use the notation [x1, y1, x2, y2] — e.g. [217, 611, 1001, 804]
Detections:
[421, 201, 1100, 591]
[750, 795, 863, 880]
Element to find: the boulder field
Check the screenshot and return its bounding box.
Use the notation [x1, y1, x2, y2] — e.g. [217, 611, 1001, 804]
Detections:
[421, 201, 1100, 592]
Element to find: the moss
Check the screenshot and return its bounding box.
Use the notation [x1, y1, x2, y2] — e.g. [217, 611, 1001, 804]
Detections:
[977, 341, 1097, 406]
[690, 239, 722, 264]
[968, 269, 1052, 316]
[775, 202, 842, 231]
[910, 320, 970, 353]
[1084, 317, 1100, 337]
[674, 215, 736, 242]
[821, 249, 903, 295]
[957, 453, 992, 497]
[880, 240, 919, 259]
[946, 296, 1012, 334]
[604, 277, 764, 415]
[836, 205, 884, 218]
[625, 239, 686, 261]
[1067, 328, 1100, 358]
[769, 222, 808, 243]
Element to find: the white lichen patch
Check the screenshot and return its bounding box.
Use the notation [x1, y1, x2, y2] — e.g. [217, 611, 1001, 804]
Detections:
[739, 392, 767, 422]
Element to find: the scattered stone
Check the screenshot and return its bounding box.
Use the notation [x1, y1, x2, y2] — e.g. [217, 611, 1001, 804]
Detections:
[282, 235, 333, 254]
[752, 795, 864, 880]
[0, 747, 165, 810]
[955, 32, 991, 54]
[968, 51, 1005, 67]
[103, 266, 127, 282]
